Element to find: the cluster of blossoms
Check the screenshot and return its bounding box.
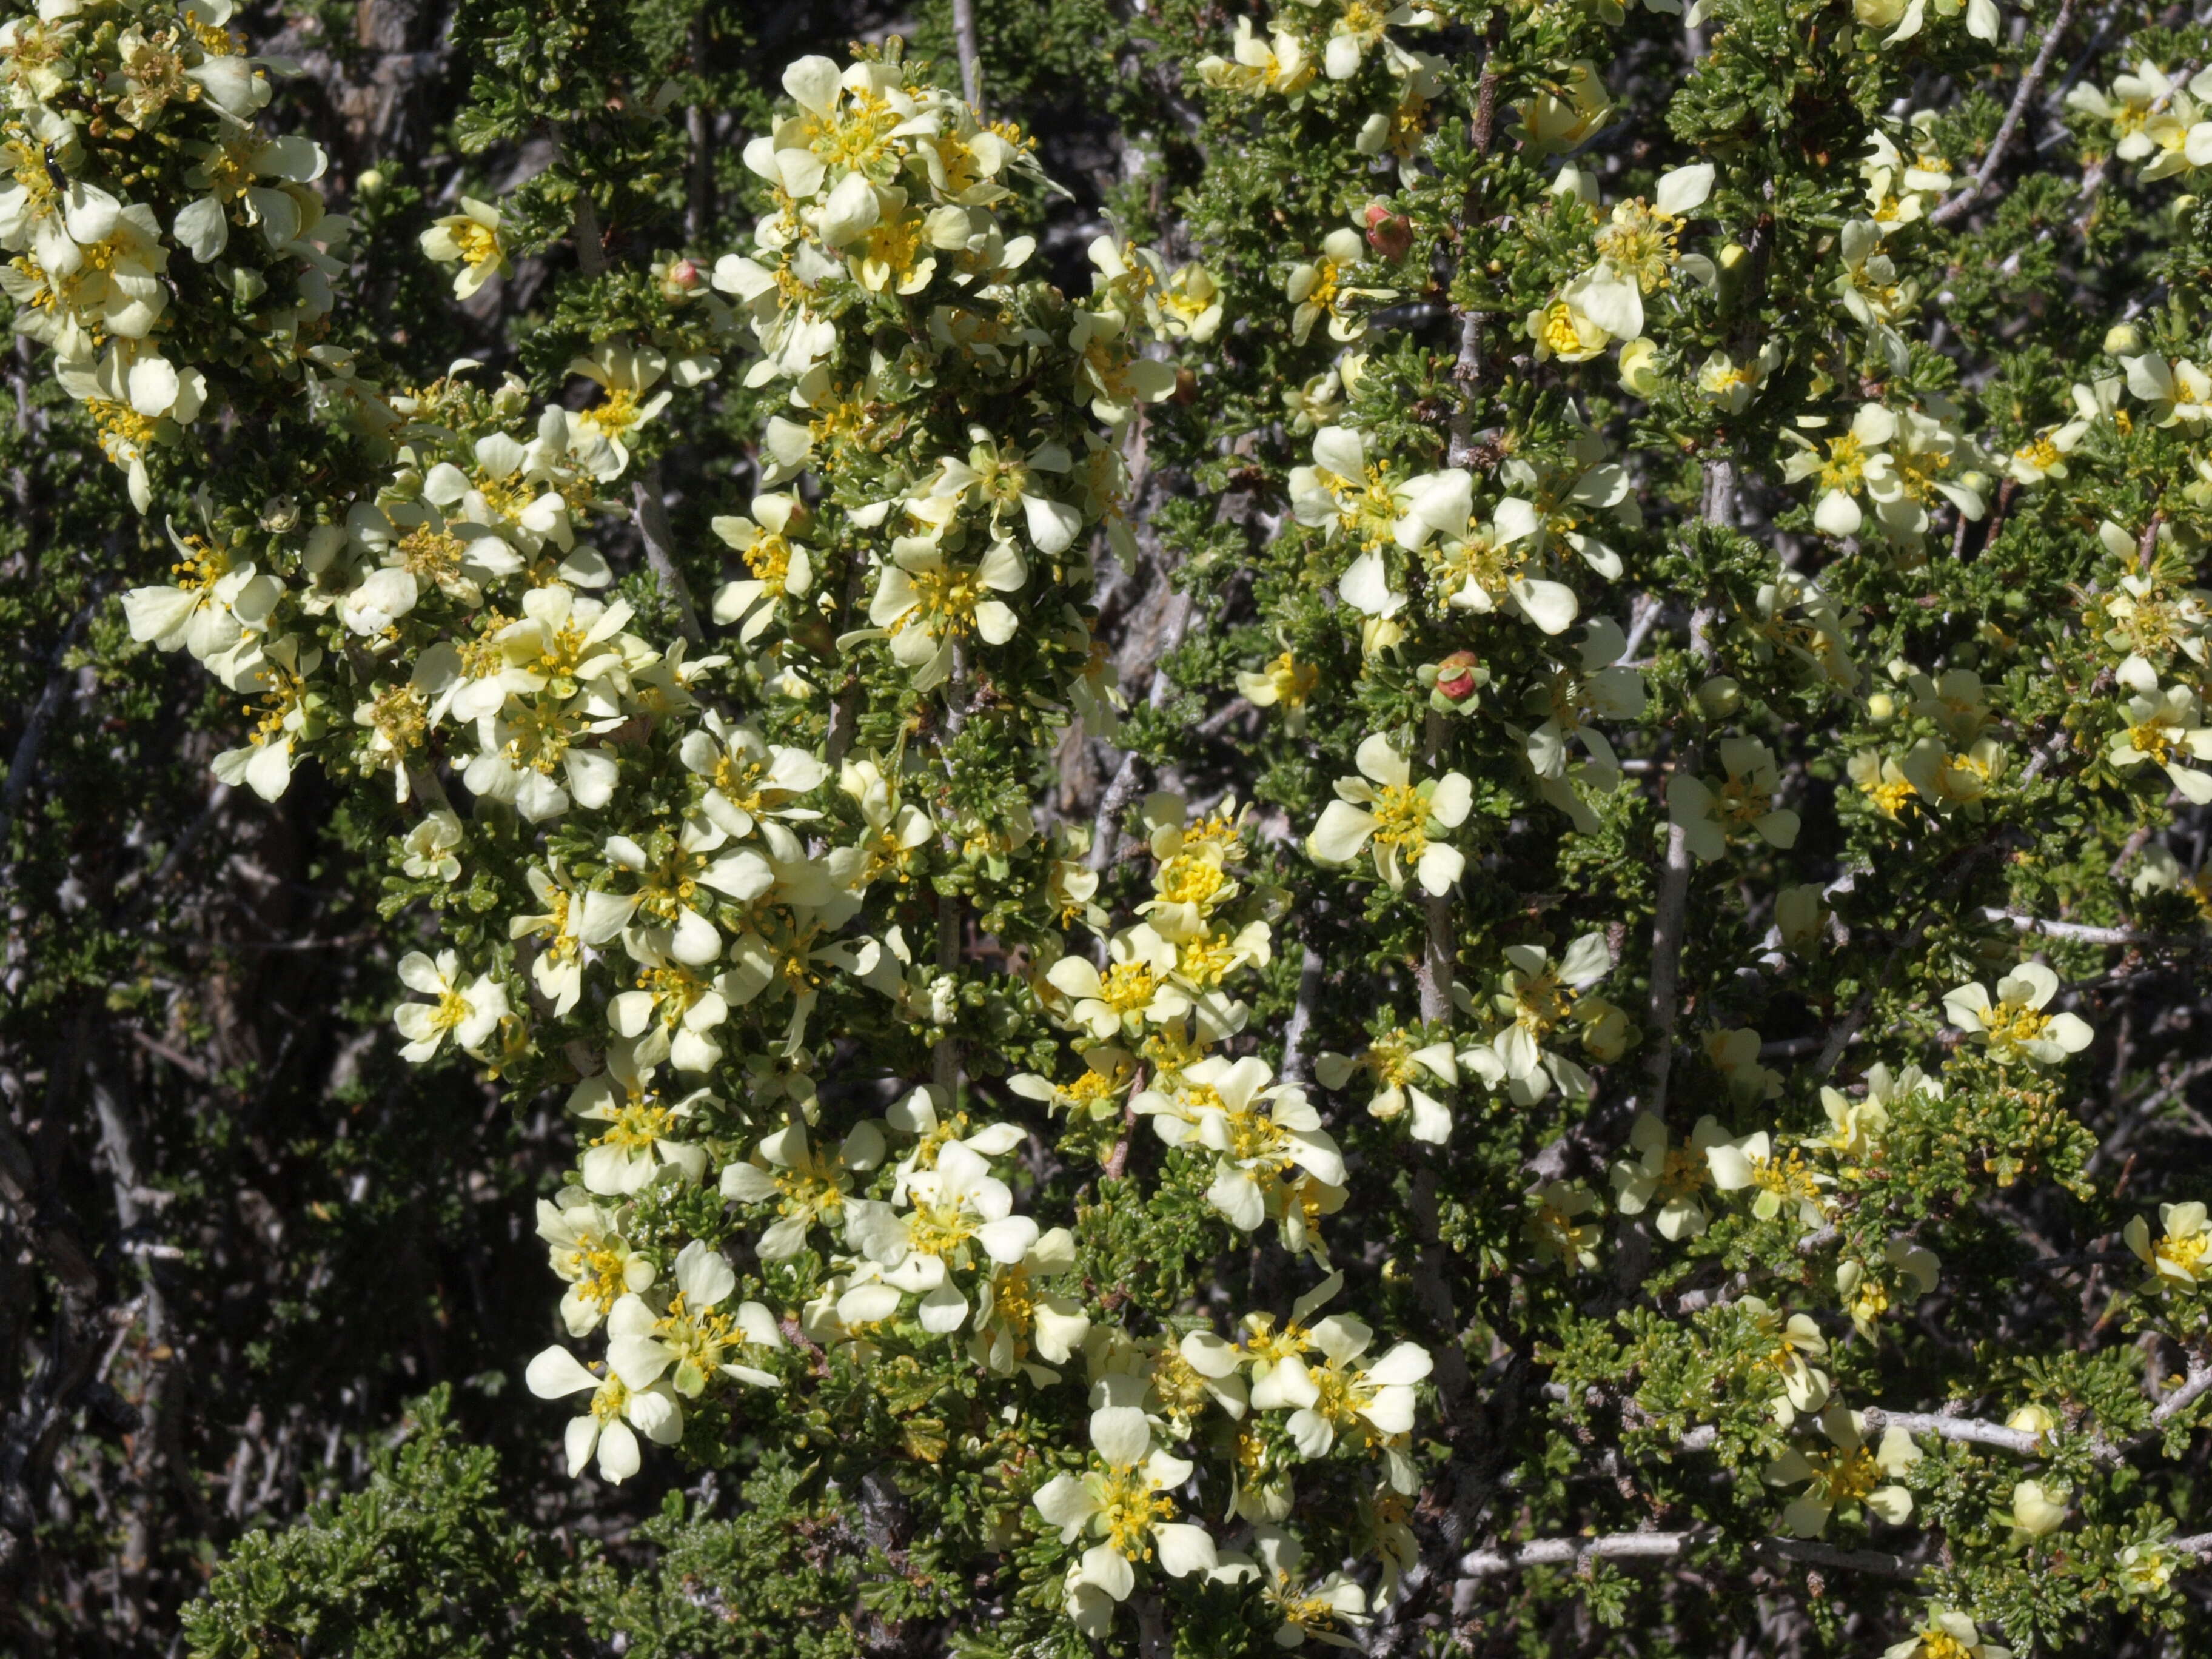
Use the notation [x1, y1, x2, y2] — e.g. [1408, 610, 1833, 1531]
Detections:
[0, 0, 370, 511]
[1189, 0, 2193, 1607]
[1031, 1272, 1429, 1632]
[2068, 60, 2212, 188]
[73, 31, 1441, 1639]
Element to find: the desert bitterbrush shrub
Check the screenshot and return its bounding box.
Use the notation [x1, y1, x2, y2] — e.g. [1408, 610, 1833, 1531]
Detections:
[10, 0, 2212, 1651]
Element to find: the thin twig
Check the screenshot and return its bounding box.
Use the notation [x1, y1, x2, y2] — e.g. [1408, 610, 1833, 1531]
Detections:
[1929, 0, 2081, 226]
[685, 13, 712, 241]
[1279, 944, 1324, 1084]
[1, 588, 100, 858]
[1457, 1529, 1918, 1581]
[634, 464, 703, 645]
[2151, 1358, 2212, 1427]
[1860, 1408, 2047, 1458]
[1088, 588, 1194, 873]
[1646, 600, 1718, 1122]
[1417, 710, 1455, 1022]
[933, 888, 961, 1099]
[951, 0, 985, 114]
[1980, 908, 2174, 947]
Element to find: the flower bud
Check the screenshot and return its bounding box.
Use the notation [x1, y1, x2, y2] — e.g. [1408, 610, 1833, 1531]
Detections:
[1717, 240, 1751, 307]
[1434, 650, 1481, 703]
[2005, 1403, 2057, 1438]
[1362, 203, 1412, 261]
[355, 167, 386, 198]
[2010, 1478, 2068, 1538]
[2104, 322, 2142, 356]
[1695, 675, 1741, 718]
[1867, 691, 1895, 723]
[1776, 884, 1824, 953]
[664, 257, 701, 295]
[1617, 337, 1662, 398]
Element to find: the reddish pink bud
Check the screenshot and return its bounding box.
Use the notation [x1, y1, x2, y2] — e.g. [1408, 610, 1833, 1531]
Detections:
[1364, 207, 1413, 261]
[1435, 650, 1480, 702]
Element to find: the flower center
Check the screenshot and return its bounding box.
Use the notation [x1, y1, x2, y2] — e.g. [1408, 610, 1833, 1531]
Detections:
[903, 562, 985, 634]
[1818, 433, 1868, 493]
[595, 1099, 675, 1151]
[1222, 1107, 1288, 1167]
[1264, 651, 1316, 704]
[2158, 1230, 2208, 1273]
[1095, 960, 1159, 1013]
[637, 964, 708, 1024]
[1065, 1070, 1118, 1108]
[589, 1375, 629, 1423]
[430, 988, 472, 1034]
[1538, 301, 1586, 356]
[398, 525, 465, 584]
[1810, 1446, 1880, 1504]
[1303, 258, 1342, 314]
[501, 700, 583, 774]
[775, 1162, 843, 1219]
[1367, 782, 1430, 853]
[1157, 854, 1224, 906]
[989, 1264, 1036, 1335]
[803, 87, 902, 173]
[451, 218, 500, 266]
[1513, 968, 1575, 1038]
[1716, 773, 1771, 826]
[2128, 717, 2179, 765]
[1097, 1465, 1175, 1560]
[585, 386, 644, 437]
[1751, 1150, 1822, 1203]
[1660, 1145, 1707, 1196]
[1983, 1001, 2052, 1049]
[856, 210, 926, 278]
[744, 532, 795, 589]
[1593, 202, 1680, 291]
[904, 1198, 976, 1259]
[576, 1241, 630, 1311]
[364, 683, 428, 760]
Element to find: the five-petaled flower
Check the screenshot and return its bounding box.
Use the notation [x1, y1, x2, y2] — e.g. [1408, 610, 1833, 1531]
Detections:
[1306, 732, 1473, 895]
[1943, 964, 2093, 1066]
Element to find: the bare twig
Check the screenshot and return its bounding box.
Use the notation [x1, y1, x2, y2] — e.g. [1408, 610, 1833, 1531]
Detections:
[1860, 1408, 2046, 1458]
[1646, 600, 1718, 1121]
[2151, 1358, 2212, 1427]
[951, 0, 985, 114]
[1457, 1529, 1918, 1581]
[933, 888, 961, 1099]
[1980, 908, 2174, 947]
[1279, 943, 1324, 1084]
[1929, 0, 2081, 226]
[634, 463, 703, 645]
[1, 588, 100, 859]
[1417, 710, 1455, 1022]
[1088, 588, 1195, 873]
[685, 13, 712, 241]
[567, 170, 607, 278]
[2091, 1056, 2212, 1176]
